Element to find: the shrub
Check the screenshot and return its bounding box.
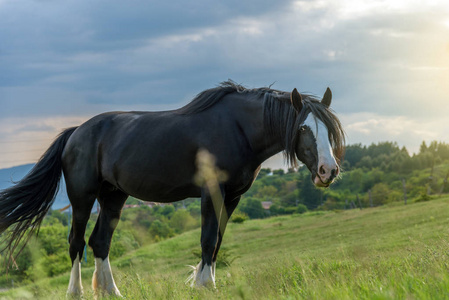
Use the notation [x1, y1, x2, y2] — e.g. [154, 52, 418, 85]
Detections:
[191, 248, 237, 268]
[239, 198, 266, 219]
[169, 209, 198, 233]
[270, 204, 286, 215]
[284, 207, 297, 214]
[415, 191, 431, 202]
[296, 204, 308, 214]
[231, 211, 248, 223]
[110, 229, 140, 259]
[149, 220, 174, 240]
[42, 252, 71, 277]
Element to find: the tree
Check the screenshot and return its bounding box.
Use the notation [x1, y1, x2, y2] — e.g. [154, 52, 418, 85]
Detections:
[254, 185, 278, 199]
[239, 197, 266, 219]
[257, 168, 271, 178]
[357, 156, 373, 169]
[149, 220, 174, 240]
[45, 210, 68, 226]
[186, 201, 201, 218]
[419, 141, 428, 154]
[296, 204, 308, 214]
[287, 168, 296, 174]
[298, 174, 322, 210]
[370, 183, 391, 206]
[279, 192, 298, 207]
[160, 205, 175, 218]
[273, 169, 285, 176]
[169, 209, 198, 233]
[344, 143, 366, 168]
[38, 223, 68, 256]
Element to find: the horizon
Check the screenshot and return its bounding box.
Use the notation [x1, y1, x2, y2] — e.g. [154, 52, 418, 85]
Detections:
[0, 139, 440, 172]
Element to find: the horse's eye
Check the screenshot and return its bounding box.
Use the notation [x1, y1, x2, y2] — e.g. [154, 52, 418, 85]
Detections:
[299, 126, 306, 132]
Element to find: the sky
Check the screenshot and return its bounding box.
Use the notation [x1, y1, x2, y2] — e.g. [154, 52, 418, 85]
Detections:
[0, 0, 448, 169]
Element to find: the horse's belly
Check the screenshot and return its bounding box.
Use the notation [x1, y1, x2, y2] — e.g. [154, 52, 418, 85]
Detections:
[123, 180, 201, 203]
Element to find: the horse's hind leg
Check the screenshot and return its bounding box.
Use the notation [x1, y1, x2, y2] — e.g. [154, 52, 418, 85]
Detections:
[67, 192, 96, 296]
[88, 183, 128, 297]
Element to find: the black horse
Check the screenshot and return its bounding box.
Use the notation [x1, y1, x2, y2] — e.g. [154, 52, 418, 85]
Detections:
[0, 81, 345, 296]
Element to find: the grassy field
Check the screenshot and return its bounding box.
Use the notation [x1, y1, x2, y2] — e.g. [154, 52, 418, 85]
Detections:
[2, 197, 449, 299]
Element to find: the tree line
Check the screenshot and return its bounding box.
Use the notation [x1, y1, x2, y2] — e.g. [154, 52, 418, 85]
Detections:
[242, 140, 449, 214]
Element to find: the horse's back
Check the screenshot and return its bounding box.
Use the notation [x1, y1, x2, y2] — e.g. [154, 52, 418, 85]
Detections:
[61, 107, 259, 202]
[62, 111, 203, 201]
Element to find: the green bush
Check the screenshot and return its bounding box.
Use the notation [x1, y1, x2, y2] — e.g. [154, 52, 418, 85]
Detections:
[42, 252, 71, 277]
[191, 248, 237, 268]
[231, 211, 248, 223]
[169, 209, 198, 233]
[110, 229, 140, 259]
[149, 220, 174, 240]
[284, 207, 297, 214]
[239, 198, 266, 219]
[296, 204, 308, 214]
[415, 191, 432, 202]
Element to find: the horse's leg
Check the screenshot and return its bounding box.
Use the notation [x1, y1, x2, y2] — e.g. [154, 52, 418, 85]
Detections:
[189, 189, 239, 288]
[66, 193, 96, 296]
[211, 196, 241, 264]
[189, 189, 220, 287]
[88, 184, 127, 297]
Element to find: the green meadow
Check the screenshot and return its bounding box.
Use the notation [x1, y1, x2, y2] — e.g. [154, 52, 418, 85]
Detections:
[2, 196, 449, 299]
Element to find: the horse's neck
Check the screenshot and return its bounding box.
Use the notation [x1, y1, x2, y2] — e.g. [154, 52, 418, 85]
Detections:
[228, 99, 285, 164]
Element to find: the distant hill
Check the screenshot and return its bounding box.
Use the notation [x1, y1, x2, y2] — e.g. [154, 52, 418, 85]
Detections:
[0, 164, 71, 210]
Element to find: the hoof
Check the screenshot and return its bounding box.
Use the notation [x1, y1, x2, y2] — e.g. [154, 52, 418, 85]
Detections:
[66, 289, 83, 299]
[186, 261, 216, 288]
[67, 254, 83, 298]
[92, 256, 123, 298]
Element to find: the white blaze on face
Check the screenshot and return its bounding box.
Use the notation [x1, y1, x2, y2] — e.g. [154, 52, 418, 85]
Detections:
[303, 114, 338, 186]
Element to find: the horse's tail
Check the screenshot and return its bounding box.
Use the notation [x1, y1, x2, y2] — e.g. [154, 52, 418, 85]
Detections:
[0, 127, 78, 268]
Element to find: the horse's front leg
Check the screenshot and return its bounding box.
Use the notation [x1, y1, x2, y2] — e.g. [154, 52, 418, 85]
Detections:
[187, 187, 223, 287]
[189, 188, 240, 288]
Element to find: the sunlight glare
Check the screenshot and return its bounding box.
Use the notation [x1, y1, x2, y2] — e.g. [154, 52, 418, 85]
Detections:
[332, 0, 449, 20]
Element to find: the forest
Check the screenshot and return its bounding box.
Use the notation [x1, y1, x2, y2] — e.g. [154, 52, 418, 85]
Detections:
[1, 140, 449, 285]
[241, 140, 449, 214]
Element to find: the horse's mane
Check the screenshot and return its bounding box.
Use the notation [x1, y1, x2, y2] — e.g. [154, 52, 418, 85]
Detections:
[177, 80, 345, 167]
[175, 80, 274, 115]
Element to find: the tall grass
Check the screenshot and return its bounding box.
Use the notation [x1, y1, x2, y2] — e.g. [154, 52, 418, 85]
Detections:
[2, 197, 449, 299]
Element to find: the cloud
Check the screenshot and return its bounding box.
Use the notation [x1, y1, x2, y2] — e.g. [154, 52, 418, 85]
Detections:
[341, 112, 449, 153]
[0, 116, 88, 168]
[15, 124, 55, 133]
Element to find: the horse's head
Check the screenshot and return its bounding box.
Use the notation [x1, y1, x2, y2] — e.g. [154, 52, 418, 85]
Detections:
[291, 88, 343, 187]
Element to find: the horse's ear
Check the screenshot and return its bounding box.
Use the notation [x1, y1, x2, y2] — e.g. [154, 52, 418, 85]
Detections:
[322, 87, 332, 107]
[291, 88, 303, 113]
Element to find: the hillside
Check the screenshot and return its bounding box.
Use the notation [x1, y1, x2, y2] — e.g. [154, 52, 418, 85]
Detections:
[0, 164, 34, 190]
[2, 196, 449, 299]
